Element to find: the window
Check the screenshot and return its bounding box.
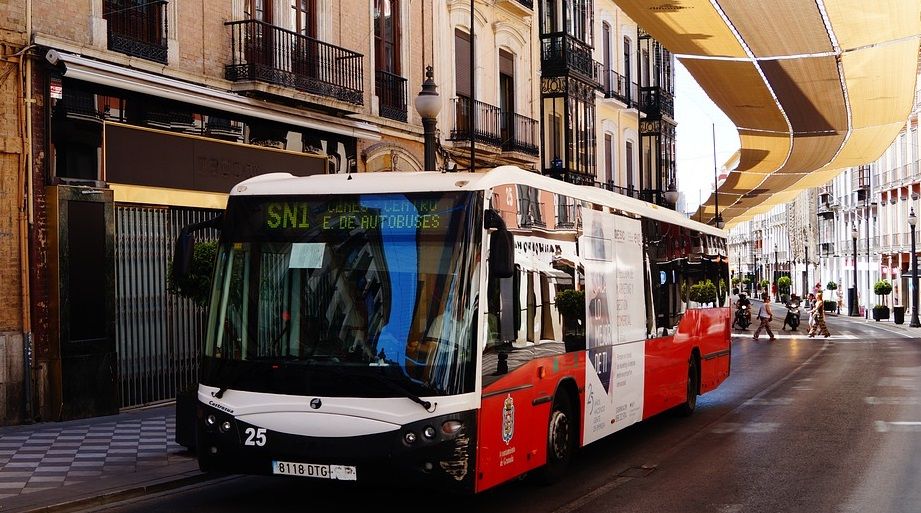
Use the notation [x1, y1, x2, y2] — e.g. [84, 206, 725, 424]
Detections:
[290, 0, 316, 38]
[102, 0, 168, 63]
[626, 140, 634, 190]
[455, 29, 472, 98]
[604, 133, 613, 187]
[602, 22, 612, 92]
[374, 0, 399, 73]
[499, 49, 515, 143]
[245, 0, 271, 22]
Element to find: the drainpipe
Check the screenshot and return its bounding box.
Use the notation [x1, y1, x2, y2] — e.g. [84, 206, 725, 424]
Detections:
[21, 0, 34, 421]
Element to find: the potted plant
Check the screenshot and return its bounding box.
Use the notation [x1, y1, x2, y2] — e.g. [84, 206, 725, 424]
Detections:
[872, 279, 893, 321]
[556, 289, 585, 351]
[759, 279, 770, 295]
[826, 281, 838, 291]
[778, 275, 792, 304]
[689, 279, 717, 306]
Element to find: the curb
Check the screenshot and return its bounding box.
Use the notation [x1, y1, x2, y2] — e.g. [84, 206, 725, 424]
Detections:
[1, 461, 226, 513]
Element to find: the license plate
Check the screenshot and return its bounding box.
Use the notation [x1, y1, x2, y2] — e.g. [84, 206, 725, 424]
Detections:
[272, 460, 357, 481]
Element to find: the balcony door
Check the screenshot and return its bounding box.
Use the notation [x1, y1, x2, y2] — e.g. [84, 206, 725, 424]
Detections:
[244, 0, 274, 70]
[454, 29, 472, 137]
[375, 0, 406, 120]
[499, 50, 515, 146]
[290, 0, 317, 78]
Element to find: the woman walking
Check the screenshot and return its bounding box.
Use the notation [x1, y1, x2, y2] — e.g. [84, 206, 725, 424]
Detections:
[808, 291, 831, 338]
[753, 292, 776, 341]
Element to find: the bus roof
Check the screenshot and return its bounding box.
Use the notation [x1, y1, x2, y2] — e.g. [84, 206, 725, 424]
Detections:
[230, 166, 725, 237]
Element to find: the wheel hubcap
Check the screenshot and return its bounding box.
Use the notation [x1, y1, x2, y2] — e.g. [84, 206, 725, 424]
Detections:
[549, 411, 570, 460]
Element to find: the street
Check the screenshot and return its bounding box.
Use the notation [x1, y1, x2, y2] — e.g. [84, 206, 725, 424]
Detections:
[79, 312, 921, 513]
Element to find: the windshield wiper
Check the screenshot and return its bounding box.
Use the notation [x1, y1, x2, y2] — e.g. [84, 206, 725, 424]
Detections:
[365, 372, 436, 412]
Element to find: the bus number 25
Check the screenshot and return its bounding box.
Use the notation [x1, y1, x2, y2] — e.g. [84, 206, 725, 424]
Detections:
[244, 427, 267, 446]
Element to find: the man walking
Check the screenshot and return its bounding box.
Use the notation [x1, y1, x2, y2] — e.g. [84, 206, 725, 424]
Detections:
[754, 292, 776, 341]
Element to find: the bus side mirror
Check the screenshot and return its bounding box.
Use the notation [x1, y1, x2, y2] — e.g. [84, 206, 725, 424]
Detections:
[485, 209, 514, 279]
[172, 229, 195, 283]
[172, 214, 224, 283]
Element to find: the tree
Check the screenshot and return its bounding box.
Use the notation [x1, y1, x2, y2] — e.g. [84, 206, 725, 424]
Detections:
[689, 280, 717, 305]
[167, 241, 217, 307]
[873, 279, 893, 321]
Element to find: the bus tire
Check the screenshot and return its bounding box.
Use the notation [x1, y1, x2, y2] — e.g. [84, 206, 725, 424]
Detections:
[535, 391, 575, 485]
[676, 357, 699, 417]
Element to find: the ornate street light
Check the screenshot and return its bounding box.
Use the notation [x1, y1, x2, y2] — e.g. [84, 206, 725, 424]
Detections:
[910, 207, 920, 327]
[850, 223, 859, 316]
[664, 180, 679, 205]
[414, 66, 442, 171]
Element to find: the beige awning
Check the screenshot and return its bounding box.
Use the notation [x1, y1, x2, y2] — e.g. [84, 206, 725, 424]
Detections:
[615, 0, 921, 228]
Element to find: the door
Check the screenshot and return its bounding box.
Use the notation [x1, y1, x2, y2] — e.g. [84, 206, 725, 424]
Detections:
[48, 186, 118, 420]
[499, 50, 515, 147]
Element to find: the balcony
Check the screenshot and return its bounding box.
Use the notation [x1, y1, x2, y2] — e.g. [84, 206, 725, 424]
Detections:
[103, 0, 168, 64]
[225, 19, 364, 105]
[639, 86, 674, 120]
[501, 112, 539, 155]
[375, 70, 407, 122]
[540, 32, 602, 86]
[449, 96, 539, 156]
[602, 69, 633, 106]
[497, 0, 533, 14]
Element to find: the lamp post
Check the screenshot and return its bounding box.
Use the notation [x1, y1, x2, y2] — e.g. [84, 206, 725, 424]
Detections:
[414, 66, 441, 172]
[803, 228, 809, 297]
[774, 243, 779, 302]
[910, 208, 920, 327]
[850, 223, 859, 316]
[712, 124, 724, 229]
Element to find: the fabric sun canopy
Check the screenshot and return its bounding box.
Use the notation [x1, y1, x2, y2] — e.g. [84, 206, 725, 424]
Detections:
[614, 0, 921, 228]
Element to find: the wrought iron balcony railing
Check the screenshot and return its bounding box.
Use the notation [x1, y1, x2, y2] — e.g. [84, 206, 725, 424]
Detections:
[501, 111, 539, 155]
[450, 96, 501, 146]
[602, 69, 632, 106]
[375, 70, 407, 122]
[540, 32, 602, 86]
[103, 0, 169, 64]
[225, 19, 364, 105]
[639, 86, 674, 120]
[449, 97, 538, 156]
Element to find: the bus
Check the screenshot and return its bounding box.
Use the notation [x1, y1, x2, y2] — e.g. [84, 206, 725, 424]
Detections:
[175, 165, 731, 493]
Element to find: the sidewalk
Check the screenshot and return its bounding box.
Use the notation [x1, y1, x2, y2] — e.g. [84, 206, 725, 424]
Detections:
[0, 403, 213, 513]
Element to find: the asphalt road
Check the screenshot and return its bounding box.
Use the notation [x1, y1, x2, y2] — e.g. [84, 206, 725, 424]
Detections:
[84, 313, 921, 513]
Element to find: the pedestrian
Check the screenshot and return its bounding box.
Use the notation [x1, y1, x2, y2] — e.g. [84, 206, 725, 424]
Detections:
[753, 292, 776, 341]
[808, 291, 831, 338]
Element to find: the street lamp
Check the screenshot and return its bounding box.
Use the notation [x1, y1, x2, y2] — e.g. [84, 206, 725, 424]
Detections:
[414, 66, 441, 171]
[850, 223, 859, 316]
[909, 207, 920, 327]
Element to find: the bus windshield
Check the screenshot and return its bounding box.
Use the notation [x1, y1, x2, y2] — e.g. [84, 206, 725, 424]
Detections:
[202, 191, 483, 398]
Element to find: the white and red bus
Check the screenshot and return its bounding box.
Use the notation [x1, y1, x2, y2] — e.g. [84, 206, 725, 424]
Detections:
[181, 166, 730, 493]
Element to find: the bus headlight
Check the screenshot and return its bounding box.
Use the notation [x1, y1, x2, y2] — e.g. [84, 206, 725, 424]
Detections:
[206, 414, 216, 427]
[422, 426, 436, 439]
[220, 421, 232, 433]
[441, 420, 463, 435]
[404, 432, 417, 444]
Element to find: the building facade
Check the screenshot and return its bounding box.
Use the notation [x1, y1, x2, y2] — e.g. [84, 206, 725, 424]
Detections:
[1, 0, 678, 425]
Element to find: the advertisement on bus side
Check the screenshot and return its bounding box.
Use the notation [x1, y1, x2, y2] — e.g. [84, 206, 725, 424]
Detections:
[581, 209, 646, 445]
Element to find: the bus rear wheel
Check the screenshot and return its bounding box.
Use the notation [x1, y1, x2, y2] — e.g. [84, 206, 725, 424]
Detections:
[535, 391, 574, 484]
[676, 357, 699, 417]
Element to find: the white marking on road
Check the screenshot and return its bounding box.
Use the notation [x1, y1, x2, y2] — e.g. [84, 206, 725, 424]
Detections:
[744, 397, 794, 406]
[715, 505, 744, 513]
[864, 397, 920, 405]
[877, 377, 920, 389]
[711, 422, 780, 434]
[875, 421, 921, 432]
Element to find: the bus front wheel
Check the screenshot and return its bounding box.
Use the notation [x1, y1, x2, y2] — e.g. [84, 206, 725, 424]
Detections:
[536, 391, 574, 484]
